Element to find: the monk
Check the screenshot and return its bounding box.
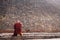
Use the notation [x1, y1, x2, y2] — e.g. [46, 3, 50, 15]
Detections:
[13, 20, 23, 36]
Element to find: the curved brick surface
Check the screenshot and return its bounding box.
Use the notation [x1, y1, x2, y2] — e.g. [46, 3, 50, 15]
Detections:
[0, 0, 60, 32]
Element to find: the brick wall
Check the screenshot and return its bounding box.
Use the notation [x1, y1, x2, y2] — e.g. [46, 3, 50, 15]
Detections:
[0, 0, 60, 32]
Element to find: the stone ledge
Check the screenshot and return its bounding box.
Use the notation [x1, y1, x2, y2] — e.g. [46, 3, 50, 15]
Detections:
[0, 33, 60, 39]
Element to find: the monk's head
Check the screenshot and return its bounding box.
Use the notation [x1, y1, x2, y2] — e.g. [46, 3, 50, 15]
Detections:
[16, 20, 20, 23]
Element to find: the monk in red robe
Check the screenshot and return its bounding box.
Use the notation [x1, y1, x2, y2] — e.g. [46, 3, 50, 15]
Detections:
[13, 20, 22, 36]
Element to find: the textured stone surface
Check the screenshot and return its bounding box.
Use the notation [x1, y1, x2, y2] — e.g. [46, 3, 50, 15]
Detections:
[0, 0, 60, 32]
[0, 33, 60, 40]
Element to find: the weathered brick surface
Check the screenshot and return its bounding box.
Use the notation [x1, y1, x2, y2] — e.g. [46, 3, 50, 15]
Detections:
[0, 0, 60, 32]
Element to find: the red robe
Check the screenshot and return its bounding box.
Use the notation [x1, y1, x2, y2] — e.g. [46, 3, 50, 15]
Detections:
[14, 22, 22, 34]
